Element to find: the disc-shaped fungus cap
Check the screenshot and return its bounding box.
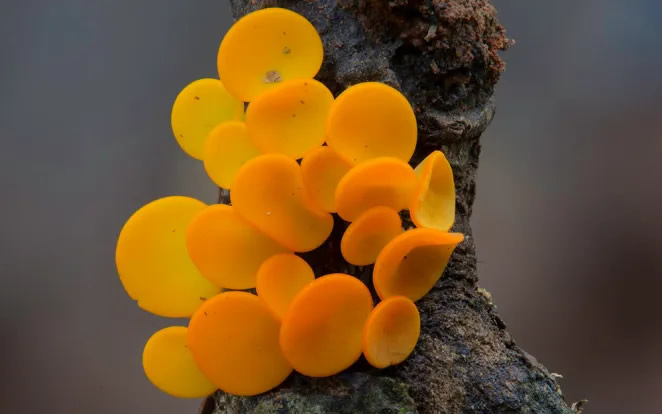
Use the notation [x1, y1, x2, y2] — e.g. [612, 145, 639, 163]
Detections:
[142, 326, 216, 398]
[186, 204, 290, 290]
[341, 206, 403, 266]
[410, 150, 456, 231]
[300, 145, 353, 212]
[256, 253, 315, 320]
[246, 79, 333, 159]
[280, 274, 373, 377]
[116, 197, 220, 317]
[362, 296, 420, 369]
[325, 82, 417, 164]
[187, 292, 293, 396]
[373, 228, 464, 302]
[203, 121, 261, 189]
[217, 8, 323, 102]
[171, 79, 244, 159]
[335, 157, 418, 222]
[231, 154, 333, 252]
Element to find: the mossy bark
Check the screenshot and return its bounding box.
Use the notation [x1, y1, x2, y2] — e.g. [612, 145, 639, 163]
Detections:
[203, 1, 578, 413]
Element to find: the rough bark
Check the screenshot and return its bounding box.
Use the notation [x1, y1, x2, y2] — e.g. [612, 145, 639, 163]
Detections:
[203, 1, 578, 413]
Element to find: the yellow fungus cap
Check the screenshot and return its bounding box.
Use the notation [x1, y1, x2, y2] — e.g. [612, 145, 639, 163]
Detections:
[142, 326, 216, 398]
[373, 228, 464, 302]
[325, 82, 417, 164]
[203, 121, 261, 189]
[335, 157, 418, 222]
[362, 296, 420, 369]
[280, 274, 373, 377]
[231, 154, 333, 252]
[186, 204, 290, 290]
[256, 253, 315, 320]
[340, 206, 403, 266]
[246, 79, 333, 159]
[410, 150, 456, 231]
[171, 79, 244, 159]
[300, 145, 353, 212]
[115, 197, 220, 317]
[217, 8, 323, 102]
[187, 291, 293, 396]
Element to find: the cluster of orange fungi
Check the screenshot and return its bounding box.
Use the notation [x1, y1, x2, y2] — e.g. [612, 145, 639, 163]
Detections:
[115, 8, 463, 399]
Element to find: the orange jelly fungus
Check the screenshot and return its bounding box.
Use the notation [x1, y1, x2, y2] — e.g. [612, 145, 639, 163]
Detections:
[115, 197, 220, 317]
[203, 121, 261, 189]
[187, 292, 293, 396]
[280, 274, 373, 377]
[186, 204, 290, 290]
[326, 82, 417, 164]
[300, 145, 353, 212]
[142, 326, 216, 398]
[373, 228, 464, 302]
[231, 154, 333, 252]
[246, 79, 334, 159]
[171, 79, 244, 160]
[341, 206, 403, 266]
[217, 8, 323, 102]
[362, 296, 420, 369]
[335, 157, 418, 222]
[410, 150, 456, 231]
[256, 253, 315, 320]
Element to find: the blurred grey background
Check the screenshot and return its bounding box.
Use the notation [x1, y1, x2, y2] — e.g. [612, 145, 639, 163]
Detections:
[1, 1, 660, 413]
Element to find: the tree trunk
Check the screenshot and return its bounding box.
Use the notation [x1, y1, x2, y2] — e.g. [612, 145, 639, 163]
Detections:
[203, 1, 580, 412]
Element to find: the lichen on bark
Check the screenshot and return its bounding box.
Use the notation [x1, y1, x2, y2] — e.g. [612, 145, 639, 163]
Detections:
[203, 1, 578, 413]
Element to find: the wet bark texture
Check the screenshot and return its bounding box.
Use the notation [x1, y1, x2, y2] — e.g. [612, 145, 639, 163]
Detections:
[204, 1, 578, 413]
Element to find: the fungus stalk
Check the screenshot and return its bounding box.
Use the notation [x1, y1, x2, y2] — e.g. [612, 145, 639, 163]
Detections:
[203, 1, 578, 413]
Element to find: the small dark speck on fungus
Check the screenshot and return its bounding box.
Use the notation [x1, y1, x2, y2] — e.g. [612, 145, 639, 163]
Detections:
[283, 46, 291, 54]
[194, 96, 200, 100]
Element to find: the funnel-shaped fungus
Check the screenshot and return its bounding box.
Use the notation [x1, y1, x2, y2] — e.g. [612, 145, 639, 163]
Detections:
[203, 121, 261, 189]
[326, 82, 417, 164]
[410, 150, 456, 231]
[142, 326, 216, 398]
[335, 157, 418, 222]
[362, 296, 420, 369]
[187, 291, 293, 396]
[171, 79, 244, 159]
[280, 274, 373, 377]
[231, 154, 333, 252]
[256, 253, 315, 320]
[300, 145, 353, 212]
[341, 206, 403, 266]
[373, 228, 464, 301]
[217, 8, 323, 102]
[116, 197, 220, 317]
[186, 204, 290, 290]
[246, 79, 333, 159]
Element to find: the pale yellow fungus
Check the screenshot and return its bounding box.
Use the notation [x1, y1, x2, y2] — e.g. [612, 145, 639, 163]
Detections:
[256, 253, 315, 320]
[203, 121, 261, 189]
[115, 197, 220, 317]
[340, 206, 403, 266]
[410, 150, 456, 231]
[300, 145, 353, 212]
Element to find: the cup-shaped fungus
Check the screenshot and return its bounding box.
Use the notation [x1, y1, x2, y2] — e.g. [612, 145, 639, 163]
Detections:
[246, 79, 333, 159]
[256, 253, 315, 320]
[373, 228, 464, 301]
[362, 296, 420, 369]
[171, 79, 244, 159]
[231, 154, 333, 252]
[326, 82, 417, 164]
[217, 8, 323, 102]
[410, 150, 456, 231]
[300, 145, 353, 212]
[116, 197, 220, 317]
[335, 157, 418, 222]
[203, 121, 261, 189]
[142, 326, 216, 398]
[187, 292, 293, 396]
[280, 274, 373, 377]
[341, 206, 404, 266]
[186, 204, 290, 290]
